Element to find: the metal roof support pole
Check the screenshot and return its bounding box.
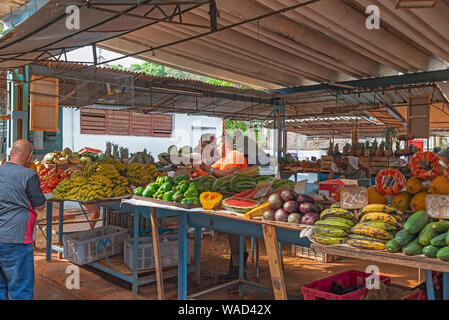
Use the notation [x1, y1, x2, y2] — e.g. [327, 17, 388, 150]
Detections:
[273, 100, 285, 178]
[6, 66, 29, 156]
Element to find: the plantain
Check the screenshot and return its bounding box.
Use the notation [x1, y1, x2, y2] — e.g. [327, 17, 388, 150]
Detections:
[359, 204, 396, 219]
[311, 234, 347, 245]
[351, 224, 394, 240]
[320, 208, 354, 220]
[360, 212, 398, 227]
[348, 234, 388, 244]
[346, 238, 386, 250]
[315, 218, 353, 231]
[357, 221, 397, 231]
[312, 225, 349, 238]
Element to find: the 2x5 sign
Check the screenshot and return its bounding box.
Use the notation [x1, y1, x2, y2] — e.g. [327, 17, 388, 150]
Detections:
[340, 186, 368, 210]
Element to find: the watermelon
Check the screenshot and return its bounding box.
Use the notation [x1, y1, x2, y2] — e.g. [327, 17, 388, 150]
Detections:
[222, 197, 259, 213]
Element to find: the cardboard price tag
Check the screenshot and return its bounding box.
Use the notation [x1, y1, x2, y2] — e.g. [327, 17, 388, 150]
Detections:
[340, 186, 368, 210]
[426, 194, 449, 219]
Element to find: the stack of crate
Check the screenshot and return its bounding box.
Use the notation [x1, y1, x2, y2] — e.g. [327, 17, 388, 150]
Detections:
[320, 156, 334, 172]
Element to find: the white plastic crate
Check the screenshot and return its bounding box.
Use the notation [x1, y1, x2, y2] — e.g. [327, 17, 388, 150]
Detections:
[63, 225, 128, 265]
[124, 234, 190, 271]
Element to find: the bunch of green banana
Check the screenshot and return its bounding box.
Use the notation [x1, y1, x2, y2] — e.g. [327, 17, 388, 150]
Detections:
[97, 164, 120, 179]
[311, 216, 353, 245]
[102, 158, 126, 173]
[82, 162, 99, 178]
[320, 207, 355, 220]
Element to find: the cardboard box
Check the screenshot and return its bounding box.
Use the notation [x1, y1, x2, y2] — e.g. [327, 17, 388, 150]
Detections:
[318, 179, 358, 201]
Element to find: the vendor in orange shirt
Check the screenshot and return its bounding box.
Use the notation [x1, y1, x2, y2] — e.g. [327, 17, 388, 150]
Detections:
[198, 134, 250, 281]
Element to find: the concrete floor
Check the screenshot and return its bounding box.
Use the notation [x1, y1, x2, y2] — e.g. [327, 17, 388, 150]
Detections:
[31, 205, 424, 300]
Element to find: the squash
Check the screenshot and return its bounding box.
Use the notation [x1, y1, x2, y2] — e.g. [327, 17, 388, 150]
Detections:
[368, 186, 387, 204]
[28, 161, 38, 173]
[410, 191, 429, 212]
[429, 175, 449, 195]
[199, 192, 223, 210]
[391, 191, 412, 210]
[375, 169, 406, 195]
[406, 176, 424, 195]
[409, 152, 441, 180]
[244, 202, 270, 219]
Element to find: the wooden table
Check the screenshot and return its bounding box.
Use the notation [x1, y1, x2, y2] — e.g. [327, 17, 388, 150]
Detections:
[311, 243, 449, 300]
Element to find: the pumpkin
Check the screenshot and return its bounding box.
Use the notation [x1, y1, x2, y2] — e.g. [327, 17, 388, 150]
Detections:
[391, 191, 412, 210]
[409, 151, 441, 180]
[406, 176, 424, 194]
[429, 175, 449, 195]
[199, 192, 223, 210]
[368, 186, 387, 204]
[375, 168, 406, 195]
[410, 191, 428, 212]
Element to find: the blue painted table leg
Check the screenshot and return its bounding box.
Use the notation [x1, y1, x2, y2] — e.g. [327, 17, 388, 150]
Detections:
[194, 227, 202, 285]
[425, 270, 435, 300]
[178, 213, 188, 300]
[256, 238, 260, 279]
[46, 202, 53, 261]
[444, 273, 449, 300]
[58, 202, 64, 243]
[251, 237, 255, 263]
[239, 235, 245, 280]
[132, 208, 139, 299]
[239, 235, 245, 300]
[278, 242, 284, 271]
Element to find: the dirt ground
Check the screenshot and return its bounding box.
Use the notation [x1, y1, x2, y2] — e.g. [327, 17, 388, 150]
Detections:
[32, 205, 425, 300]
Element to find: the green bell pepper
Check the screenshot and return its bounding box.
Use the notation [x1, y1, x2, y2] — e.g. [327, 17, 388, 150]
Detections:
[161, 182, 173, 192]
[162, 176, 174, 185]
[133, 187, 144, 196]
[184, 185, 199, 198]
[143, 186, 157, 198]
[174, 174, 190, 185]
[178, 182, 189, 193]
[163, 191, 175, 202]
[181, 197, 199, 205]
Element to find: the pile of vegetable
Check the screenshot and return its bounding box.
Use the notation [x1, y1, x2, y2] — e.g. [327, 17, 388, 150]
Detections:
[134, 174, 203, 206]
[39, 167, 73, 193]
[386, 212, 449, 262]
[262, 190, 323, 225]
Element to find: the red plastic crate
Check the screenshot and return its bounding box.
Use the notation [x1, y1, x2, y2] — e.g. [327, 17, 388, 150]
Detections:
[302, 270, 391, 300]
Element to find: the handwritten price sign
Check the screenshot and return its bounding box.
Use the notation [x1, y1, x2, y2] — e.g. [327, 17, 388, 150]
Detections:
[340, 186, 368, 210]
[426, 194, 449, 219]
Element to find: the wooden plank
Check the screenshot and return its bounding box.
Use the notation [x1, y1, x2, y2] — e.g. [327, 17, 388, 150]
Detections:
[262, 224, 287, 300]
[150, 207, 165, 300]
[310, 243, 449, 273]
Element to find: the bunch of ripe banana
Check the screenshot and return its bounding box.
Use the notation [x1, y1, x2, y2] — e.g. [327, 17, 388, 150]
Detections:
[96, 163, 120, 179]
[346, 204, 401, 250]
[311, 206, 355, 245]
[111, 175, 132, 197]
[101, 158, 126, 174]
[125, 162, 160, 186]
[81, 161, 99, 178]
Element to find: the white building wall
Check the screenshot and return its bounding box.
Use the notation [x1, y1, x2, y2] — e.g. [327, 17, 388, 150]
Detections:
[62, 108, 223, 155]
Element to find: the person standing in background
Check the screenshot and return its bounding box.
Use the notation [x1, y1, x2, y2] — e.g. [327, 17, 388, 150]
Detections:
[0, 140, 46, 300]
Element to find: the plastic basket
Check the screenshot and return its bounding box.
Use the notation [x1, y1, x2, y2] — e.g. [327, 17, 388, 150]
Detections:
[124, 234, 190, 271]
[302, 270, 391, 300]
[63, 226, 128, 265]
[291, 245, 341, 263]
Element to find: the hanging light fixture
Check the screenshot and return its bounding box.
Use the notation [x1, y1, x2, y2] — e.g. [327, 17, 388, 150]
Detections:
[395, 0, 438, 8]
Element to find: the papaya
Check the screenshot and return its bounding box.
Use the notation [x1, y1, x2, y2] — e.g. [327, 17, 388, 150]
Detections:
[423, 245, 440, 258]
[402, 238, 423, 256]
[430, 232, 447, 247]
[437, 246, 449, 261]
[410, 192, 428, 212]
[429, 175, 449, 195]
[406, 177, 424, 195]
[367, 186, 387, 204]
[395, 229, 416, 246]
[418, 223, 440, 246]
[404, 211, 428, 234]
[390, 191, 412, 210]
[385, 238, 402, 253]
